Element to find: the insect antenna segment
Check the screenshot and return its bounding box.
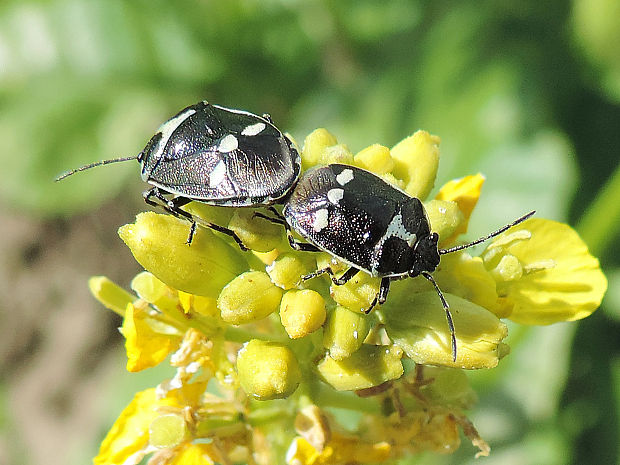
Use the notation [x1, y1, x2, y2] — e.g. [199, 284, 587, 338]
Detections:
[439, 210, 536, 255]
[55, 156, 138, 181]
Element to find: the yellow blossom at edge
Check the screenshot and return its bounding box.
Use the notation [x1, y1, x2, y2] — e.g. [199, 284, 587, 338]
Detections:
[483, 218, 607, 324]
[435, 174, 485, 241]
[95, 384, 207, 465]
[123, 302, 181, 372]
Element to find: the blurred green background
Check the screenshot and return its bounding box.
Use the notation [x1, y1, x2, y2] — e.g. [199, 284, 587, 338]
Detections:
[1, 1, 619, 464]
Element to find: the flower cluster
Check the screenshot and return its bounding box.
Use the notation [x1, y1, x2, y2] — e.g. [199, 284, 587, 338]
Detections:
[91, 129, 606, 465]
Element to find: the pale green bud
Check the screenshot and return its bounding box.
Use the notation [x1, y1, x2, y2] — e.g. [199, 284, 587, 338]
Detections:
[323, 306, 370, 360]
[218, 271, 283, 325]
[118, 212, 247, 297]
[316, 345, 403, 391]
[237, 340, 301, 400]
[280, 290, 327, 339]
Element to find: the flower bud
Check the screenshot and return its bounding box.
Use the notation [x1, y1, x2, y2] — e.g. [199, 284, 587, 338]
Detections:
[130, 271, 178, 312]
[330, 271, 380, 314]
[237, 340, 301, 400]
[267, 253, 316, 290]
[316, 345, 403, 391]
[390, 130, 440, 200]
[301, 129, 338, 169]
[354, 144, 395, 174]
[89, 276, 135, 316]
[149, 414, 188, 448]
[228, 209, 285, 253]
[420, 367, 477, 409]
[424, 199, 464, 242]
[118, 212, 247, 298]
[218, 271, 283, 325]
[280, 290, 327, 339]
[323, 144, 354, 165]
[323, 306, 370, 360]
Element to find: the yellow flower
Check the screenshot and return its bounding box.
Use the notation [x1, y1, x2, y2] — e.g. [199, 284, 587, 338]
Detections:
[480, 218, 607, 324]
[87, 126, 607, 465]
[94, 383, 207, 465]
[434, 174, 486, 243]
[122, 301, 181, 372]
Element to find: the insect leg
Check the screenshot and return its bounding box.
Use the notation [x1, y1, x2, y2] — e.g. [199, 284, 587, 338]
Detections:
[303, 266, 360, 285]
[364, 277, 391, 314]
[252, 211, 286, 226]
[422, 272, 457, 362]
[253, 208, 322, 252]
[143, 187, 248, 250]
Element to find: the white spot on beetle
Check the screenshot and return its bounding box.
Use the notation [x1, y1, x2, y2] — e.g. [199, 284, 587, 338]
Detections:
[327, 188, 344, 205]
[336, 168, 354, 186]
[313, 209, 329, 232]
[241, 122, 266, 136]
[218, 134, 238, 153]
[209, 160, 227, 187]
[173, 141, 186, 155]
[153, 108, 197, 157]
[383, 212, 417, 247]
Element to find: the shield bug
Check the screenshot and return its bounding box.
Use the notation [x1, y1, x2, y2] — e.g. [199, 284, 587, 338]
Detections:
[269, 163, 534, 361]
[56, 101, 301, 248]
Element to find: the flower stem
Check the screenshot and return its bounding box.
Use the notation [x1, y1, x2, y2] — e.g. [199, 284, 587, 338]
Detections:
[314, 384, 382, 414]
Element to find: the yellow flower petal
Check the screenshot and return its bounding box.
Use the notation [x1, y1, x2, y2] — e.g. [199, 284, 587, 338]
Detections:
[482, 218, 607, 324]
[94, 387, 189, 465]
[433, 252, 499, 315]
[435, 174, 485, 240]
[166, 444, 217, 465]
[94, 389, 157, 465]
[123, 302, 181, 372]
[169, 444, 216, 465]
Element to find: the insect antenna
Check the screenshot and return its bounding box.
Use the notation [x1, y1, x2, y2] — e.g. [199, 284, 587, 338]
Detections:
[422, 271, 457, 362]
[55, 156, 138, 182]
[439, 210, 536, 255]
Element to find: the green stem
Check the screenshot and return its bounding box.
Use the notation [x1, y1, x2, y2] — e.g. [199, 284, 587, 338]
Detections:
[223, 326, 289, 344]
[314, 384, 381, 414]
[576, 161, 620, 257]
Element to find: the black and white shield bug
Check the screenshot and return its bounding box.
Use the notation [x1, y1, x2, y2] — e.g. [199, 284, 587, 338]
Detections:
[56, 101, 301, 248]
[274, 163, 534, 360]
